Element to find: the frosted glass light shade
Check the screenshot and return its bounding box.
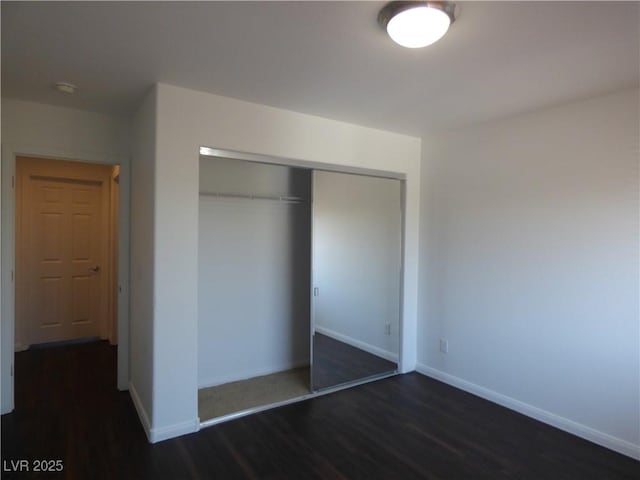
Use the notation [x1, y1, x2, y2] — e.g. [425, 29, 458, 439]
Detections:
[386, 5, 451, 48]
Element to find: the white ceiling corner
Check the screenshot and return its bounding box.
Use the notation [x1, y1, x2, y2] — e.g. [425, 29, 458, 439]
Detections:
[1, 1, 638, 135]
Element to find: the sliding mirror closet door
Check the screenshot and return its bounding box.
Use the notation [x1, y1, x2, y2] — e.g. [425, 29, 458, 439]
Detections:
[311, 170, 402, 391]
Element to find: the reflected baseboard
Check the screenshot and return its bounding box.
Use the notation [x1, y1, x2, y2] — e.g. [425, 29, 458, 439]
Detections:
[314, 326, 398, 363]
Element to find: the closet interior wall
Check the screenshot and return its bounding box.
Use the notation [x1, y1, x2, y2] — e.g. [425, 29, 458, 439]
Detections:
[197, 157, 311, 389]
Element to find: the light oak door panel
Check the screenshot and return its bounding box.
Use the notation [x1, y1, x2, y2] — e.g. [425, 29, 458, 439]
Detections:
[68, 184, 103, 337]
[28, 181, 70, 342]
[17, 157, 112, 347]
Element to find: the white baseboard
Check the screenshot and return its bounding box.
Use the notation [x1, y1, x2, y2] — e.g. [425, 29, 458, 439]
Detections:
[149, 418, 200, 444]
[129, 381, 199, 443]
[315, 326, 398, 363]
[128, 381, 152, 442]
[198, 358, 310, 390]
[415, 364, 640, 460]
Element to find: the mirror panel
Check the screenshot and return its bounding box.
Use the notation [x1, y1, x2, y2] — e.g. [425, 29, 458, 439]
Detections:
[311, 170, 402, 390]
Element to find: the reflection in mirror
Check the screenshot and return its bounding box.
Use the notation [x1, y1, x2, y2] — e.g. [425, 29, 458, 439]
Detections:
[311, 171, 402, 391]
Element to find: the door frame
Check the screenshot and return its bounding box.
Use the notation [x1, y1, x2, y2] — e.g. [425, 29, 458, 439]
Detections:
[16, 157, 113, 347]
[1, 144, 131, 414]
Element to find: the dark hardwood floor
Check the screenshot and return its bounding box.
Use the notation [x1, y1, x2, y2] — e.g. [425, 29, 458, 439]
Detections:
[2, 341, 638, 479]
[312, 333, 397, 390]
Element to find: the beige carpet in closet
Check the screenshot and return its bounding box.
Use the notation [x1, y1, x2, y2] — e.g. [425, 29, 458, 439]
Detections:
[198, 367, 310, 421]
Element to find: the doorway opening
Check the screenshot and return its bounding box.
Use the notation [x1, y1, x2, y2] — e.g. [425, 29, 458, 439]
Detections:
[13, 156, 120, 400]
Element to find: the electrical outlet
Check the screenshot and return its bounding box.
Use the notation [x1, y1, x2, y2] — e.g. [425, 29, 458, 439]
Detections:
[384, 322, 391, 335]
[439, 338, 449, 354]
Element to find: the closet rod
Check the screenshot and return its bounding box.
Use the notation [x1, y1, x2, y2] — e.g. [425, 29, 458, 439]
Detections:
[199, 191, 305, 203]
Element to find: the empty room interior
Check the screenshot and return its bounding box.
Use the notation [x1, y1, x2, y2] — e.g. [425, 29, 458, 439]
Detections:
[1, 1, 638, 478]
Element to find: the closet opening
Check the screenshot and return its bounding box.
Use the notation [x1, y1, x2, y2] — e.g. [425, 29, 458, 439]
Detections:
[198, 148, 404, 426]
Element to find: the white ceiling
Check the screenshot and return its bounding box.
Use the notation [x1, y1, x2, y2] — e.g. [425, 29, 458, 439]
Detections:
[2, 1, 638, 135]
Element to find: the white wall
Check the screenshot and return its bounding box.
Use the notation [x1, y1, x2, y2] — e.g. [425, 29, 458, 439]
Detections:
[145, 82, 421, 441]
[198, 158, 310, 388]
[419, 88, 640, 458]
[1, 99, 130, 155]
[1, 98, 131, 413]
[313, 171, 401, 361]
[129, 89, 157, 438]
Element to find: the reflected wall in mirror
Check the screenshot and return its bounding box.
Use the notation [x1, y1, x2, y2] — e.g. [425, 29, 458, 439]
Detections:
[311, 170, 402, 391]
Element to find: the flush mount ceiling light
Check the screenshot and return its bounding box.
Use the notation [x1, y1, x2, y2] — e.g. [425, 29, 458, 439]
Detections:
[378, 1, 457, 49]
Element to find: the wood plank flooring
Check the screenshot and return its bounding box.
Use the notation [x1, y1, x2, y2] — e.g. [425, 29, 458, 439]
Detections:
[312, 333, 397, 390]
[2, 341, 638, 479]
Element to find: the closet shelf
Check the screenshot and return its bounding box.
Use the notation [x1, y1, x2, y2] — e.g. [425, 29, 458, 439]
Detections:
[199, 191, 305, 204]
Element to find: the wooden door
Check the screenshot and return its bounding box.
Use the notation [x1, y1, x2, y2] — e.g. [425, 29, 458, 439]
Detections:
[16, 157, 113, 347]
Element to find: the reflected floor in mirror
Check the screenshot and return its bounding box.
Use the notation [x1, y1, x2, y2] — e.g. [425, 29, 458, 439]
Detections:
[198, 367, 310, 421]
[313, 333, 397, 390]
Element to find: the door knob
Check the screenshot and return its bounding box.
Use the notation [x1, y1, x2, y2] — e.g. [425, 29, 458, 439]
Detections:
[89, 265, 101, 273]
